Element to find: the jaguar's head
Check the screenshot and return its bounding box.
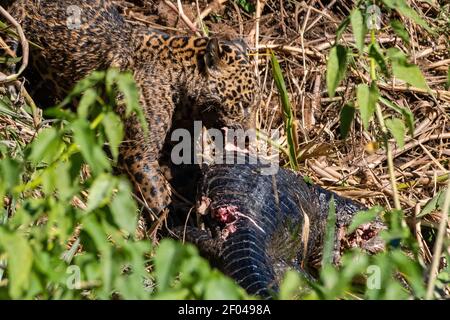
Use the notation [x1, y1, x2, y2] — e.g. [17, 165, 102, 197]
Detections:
[196, 38, 260, 130]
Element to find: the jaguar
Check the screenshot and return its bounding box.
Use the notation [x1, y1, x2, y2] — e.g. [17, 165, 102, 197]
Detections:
[6, 0, 260, 218]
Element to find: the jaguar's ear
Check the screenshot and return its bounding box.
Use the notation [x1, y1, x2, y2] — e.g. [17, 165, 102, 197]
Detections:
[205, 38, 222, 69]
[230, 38, 248, 54]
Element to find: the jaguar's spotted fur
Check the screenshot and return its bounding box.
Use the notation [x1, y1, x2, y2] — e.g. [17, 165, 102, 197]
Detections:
[7, 0, 259, 218]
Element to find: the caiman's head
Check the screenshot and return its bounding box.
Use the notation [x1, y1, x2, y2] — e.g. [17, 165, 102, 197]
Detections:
[339, 219, 386, 255]
[311, 218, 386, 269]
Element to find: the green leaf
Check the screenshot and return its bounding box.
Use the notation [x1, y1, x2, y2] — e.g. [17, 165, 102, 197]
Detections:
[105, 68, 120, 98]
[110, 180, 138, 234]
[77, 88, 98, 119]
[369, 43, 389, 77]
[385, 117, 406, 148]
[236, 0, 255, 13]
[271, 52, 299, 171]
[204, 273, 242, 299]
[319, 264, 340, 298]
[382, 209, 410, 245]
[0, 158, 21, 190]
[381, 0, 432, 32]
[339, 103, 355, 139]
[279, 270, 302, 300]
[388, 48, 429, 90]
[379, 97, 415, 136]
[177, 250, 210, 293]
[327, 45, 348, 98]
[154, 239, 184, 292]
[72, 118, 111, 175]
[54, 162, 75, 201]
[335, 16, 350, 43]
[42, 107, 76, 121]
[357, 83, 379, 130]
[41, 166, 58, 196]
[102, 112, 124, 162]
[418, 189, 449, 218]
[115, 72, 140, 117]
[154, 289, 190, 300]
[59, 71, 105, 107]
[0, 230, 33, 298]
[390, 19, 410, 43]
[0, 96, 16, 117]
[322, 196, 336, 267]
[348, 206, 384, 233]
[340, 251, 369, 281]
[390, 250, 426, 298]
[350, 9, 366, 52]
[0, 56, 22, 64]
[28, 127, 61, 165]
[81, 214, 113, 294]
[115, 72, 149, 138]
[114, 274, 149, 299]
[86, 174, 116, 212]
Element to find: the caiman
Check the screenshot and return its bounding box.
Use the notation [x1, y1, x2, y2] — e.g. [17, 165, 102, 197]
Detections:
[175, 161, 385, 298]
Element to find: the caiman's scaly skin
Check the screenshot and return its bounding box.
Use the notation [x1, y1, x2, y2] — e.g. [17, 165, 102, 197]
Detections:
[8, 0, 259, 216]
[178, 163, 384, 298]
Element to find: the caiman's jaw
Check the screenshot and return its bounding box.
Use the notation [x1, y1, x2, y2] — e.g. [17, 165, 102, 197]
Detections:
[213, 206, 239, 238]
[196, 196, 240, 239]
[338, 220, 386, 259]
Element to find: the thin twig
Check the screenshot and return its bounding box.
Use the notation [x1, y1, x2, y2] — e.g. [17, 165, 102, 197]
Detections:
[195, 0, 228, 26]
[426, 178, 450, 299]
[256, 43, 325, 59]
[254, 0, 262, 79]
[367, 133, 450, 169]
[0, 5, 29, 83]
[164, 0, 201, 36]
[0, 71, 41, 128]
